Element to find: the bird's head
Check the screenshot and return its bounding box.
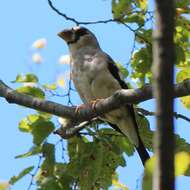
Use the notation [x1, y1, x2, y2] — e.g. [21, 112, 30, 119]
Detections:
[58, 26, 100, 52]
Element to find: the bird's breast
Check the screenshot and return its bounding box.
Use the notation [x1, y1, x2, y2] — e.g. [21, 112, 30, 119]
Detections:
[71, 57, 98, 102]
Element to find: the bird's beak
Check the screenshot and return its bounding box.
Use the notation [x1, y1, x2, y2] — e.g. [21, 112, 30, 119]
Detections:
[57, 29, 73, 42]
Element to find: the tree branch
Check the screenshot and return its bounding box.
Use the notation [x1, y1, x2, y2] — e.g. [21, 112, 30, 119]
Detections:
[137, 108, 190, 123]
[0, 79, 190, 124]
[54, 117, 101, 138]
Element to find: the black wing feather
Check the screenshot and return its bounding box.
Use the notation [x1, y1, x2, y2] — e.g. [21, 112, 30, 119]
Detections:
[106, 54, 150, 165]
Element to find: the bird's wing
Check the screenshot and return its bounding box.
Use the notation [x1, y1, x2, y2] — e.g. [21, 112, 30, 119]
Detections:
[104, 53, 140, 132]
[103, 53, 150, 165]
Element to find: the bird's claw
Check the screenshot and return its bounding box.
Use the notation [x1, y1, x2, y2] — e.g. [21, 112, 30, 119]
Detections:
[75, 104, 87, 114]
[90, 99, 103, 111]
[75, 99, 103, 114]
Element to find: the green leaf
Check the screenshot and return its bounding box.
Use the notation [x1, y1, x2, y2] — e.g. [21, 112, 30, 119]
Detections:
[67, 137, 126, 189]
[12, 73, 38, 83]
[42, 83, 57, 90]
[112, 0, 131, 20]
[16, 86, 45, 99]
[54, 163, 74, 190]
[41, 143, 55, 175]
[176, 69, 190, 110]
[117, 63, 129, 78]
[31, 119, 54, 145]
[176, 0, 190, 8]
[9, 166, 34, 185]
[136, 113, 153, 151]
[15, 146, 42, 159]
[136, 29, 152, 44]
[175, 133, 190, 154]
[176, 69, 190, 83]
[37, 176, 62, 190]
[124, 13, 145, 25]
[78, 142, 104, 190]
[131, 46, 152, 86]
[175, 45, 186, 65]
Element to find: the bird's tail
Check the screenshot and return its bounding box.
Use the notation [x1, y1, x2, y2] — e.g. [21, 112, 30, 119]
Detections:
[108, 122, 150, 166]
[135, 135, 150, 165]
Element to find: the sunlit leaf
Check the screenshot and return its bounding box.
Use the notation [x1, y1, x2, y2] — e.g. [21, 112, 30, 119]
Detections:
[136, 0, 147, 10]
[142, 156, 155, 190]
[176, 69, 190, 83]
[57, 76, 66, 88]
[18, 118, 32, 132]
[42, 83, 57, 90]
[175, 152, 190, 176]
[180, 96, 190, 110]
[143, 151, 190, 189]
[12, 73, 38, 83]
[112, 174, 129, 190]
[9, 166, 34, 185]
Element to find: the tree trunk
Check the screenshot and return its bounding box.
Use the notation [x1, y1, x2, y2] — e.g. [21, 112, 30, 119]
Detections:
[152, 0, 175, 190]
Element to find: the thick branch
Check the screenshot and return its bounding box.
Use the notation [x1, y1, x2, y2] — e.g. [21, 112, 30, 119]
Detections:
[0, 79, 190, 123]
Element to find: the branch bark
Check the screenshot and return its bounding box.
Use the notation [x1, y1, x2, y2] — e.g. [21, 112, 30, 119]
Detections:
[0, 79, 190, 124]
[153, 0, 175, 189]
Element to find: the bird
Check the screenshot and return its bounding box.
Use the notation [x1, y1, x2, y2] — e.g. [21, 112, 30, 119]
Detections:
[58, 26, 150, 165]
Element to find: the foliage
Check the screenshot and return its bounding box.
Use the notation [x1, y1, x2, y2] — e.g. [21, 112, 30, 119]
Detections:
[9, 166, 34, 185]
[6, 0, 190, 190]
[142, 152, 190, 190]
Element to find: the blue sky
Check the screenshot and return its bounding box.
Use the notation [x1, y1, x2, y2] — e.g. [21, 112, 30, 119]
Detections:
[0, 0, 190, 190]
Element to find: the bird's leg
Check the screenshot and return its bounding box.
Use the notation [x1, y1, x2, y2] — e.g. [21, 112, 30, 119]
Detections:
[75, 104, 87, 114]
[90, 99, 104, 111]
[75, 99, 103, 114]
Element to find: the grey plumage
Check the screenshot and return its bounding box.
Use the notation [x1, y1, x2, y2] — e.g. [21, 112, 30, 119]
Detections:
[58, 26, 149, 165]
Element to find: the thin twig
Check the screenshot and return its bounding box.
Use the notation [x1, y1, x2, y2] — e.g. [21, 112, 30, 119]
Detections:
[137, 108, 190, 123]
[47, 0, 153, 45]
